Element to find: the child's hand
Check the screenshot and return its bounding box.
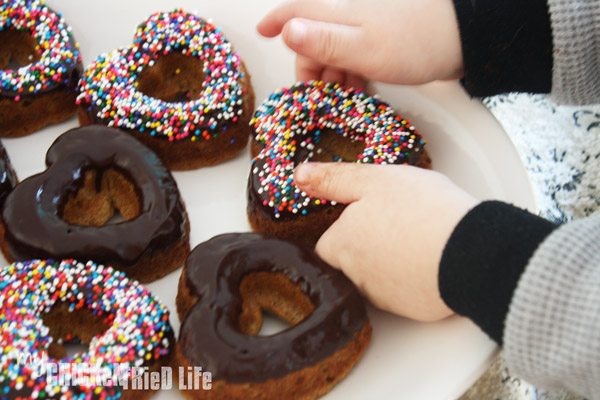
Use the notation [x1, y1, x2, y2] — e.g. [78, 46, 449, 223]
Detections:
[294, 162, 478, 321]
[257, 0, 463, 87]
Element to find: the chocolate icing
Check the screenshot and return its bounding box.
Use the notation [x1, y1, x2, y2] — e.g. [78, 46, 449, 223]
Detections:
[0, 5, 82, 99]
[0, 259, 175, 400]
[1, 125, 187, 265]
[79, 48, 232, 141]
[77, 10, 245, 144]
[246, 156, 341, 222]
[247, 82, 425, 221]
[0, 45, 82, 99]
[179, 232, 368, 383]
[0, 140, 17, 206]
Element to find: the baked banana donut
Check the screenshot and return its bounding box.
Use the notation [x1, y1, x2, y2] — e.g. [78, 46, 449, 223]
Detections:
[0, 125, 190, 283]
[77, 9, 255, 170]
[175, 233, 371, 400]
[248, 81, 431, 246]
[0, 0, 82, 137]
[0, 259, 174, 400]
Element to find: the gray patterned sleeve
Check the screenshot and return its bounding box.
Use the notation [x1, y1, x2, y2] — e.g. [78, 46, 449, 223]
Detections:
[504, 214, 600, 398]
[549, 0, 600, 105]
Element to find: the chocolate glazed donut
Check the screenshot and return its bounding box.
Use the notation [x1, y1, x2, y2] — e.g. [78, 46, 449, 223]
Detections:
[174, 233, 372, 400]
[247, 81, 431, 247]
[0, 140, 17, 206]
[0, 0, 83, 137]
[0, 125, 190, 283]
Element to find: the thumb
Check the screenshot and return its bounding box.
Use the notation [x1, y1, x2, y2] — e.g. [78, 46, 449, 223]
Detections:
[282, 18, 365, 71]
[294, 162, 370, 204]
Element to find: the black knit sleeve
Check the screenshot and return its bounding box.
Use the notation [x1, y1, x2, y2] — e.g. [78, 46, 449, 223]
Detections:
[438, 201, 557, 344]
[452, 0, 553, 97]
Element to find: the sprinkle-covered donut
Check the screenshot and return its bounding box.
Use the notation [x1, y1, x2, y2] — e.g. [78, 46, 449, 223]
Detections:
[0, 125, 190, 283]
[0, 0, 82, 137]
[247, 80, 431, 246]
[175, 233, 371, 400]
[0, 259, 174, 400]
[77, 9, 255, 170]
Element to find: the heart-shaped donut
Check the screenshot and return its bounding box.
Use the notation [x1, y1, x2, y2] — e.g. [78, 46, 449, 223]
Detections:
[0, 125, 190, 283]
[247, 81, 431, 246]
[0, 259, 174, 399]
[0, 0, 83, 137]
[77, 9, 255, 170]
[174, 233, 371, 399]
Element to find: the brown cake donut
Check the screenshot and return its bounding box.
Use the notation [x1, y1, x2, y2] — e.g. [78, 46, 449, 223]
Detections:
[0, 0, 82, 137]
[0, 259, 174, 400]
[76, 9, 255, 170]
[247, 81, 431, 247]
[174, 232, 372, 400]
[0, 125, 190, 283]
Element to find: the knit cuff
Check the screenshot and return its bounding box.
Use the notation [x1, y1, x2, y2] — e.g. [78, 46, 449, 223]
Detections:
[548, 0, 600, 105]
[439, 201, 556, 344]
[452, 0, 553, 97]
[504, 214, 600, 396]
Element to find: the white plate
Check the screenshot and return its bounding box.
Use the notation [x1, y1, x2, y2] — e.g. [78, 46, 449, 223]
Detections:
[1, 1, 537, 399]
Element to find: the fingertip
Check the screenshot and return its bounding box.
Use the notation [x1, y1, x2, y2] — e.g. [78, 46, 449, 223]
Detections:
[284, 18, 308, 47]
[257, 2, 296, 38]
[294, 162, 316, 187]
[257, 0, 310, 38]
[256, 15, 283, 37]
[295, 162, 366, 204]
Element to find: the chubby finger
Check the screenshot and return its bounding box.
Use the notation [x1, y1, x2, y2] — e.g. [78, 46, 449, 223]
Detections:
[320, 66, 346, 84]
[296, 55, 368, 88]
[314, 207, 357, 270]
[314, 219, 343, 271]
[282, 18, 365, 69]
[257, 0, 358, 38]
[315, 204, 371, 294]
[294, 162, 374, 204]
[295, 55, 325, 82]
[343, 73, 368, 89]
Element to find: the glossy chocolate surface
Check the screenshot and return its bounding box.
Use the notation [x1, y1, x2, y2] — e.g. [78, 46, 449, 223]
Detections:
[0, 141, 17, 206]
[1, 125, 187, 265]
[179, 232, 368, 383]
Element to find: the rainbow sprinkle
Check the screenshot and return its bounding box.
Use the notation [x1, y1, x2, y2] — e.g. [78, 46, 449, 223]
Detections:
[0, 259, 173, 399]
[0, 0, 82, 100]
[249, 81, 426, 219]
[76, 9, 246, 142]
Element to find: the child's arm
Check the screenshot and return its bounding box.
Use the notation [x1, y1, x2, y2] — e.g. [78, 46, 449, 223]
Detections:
[295, 161, 600, 399]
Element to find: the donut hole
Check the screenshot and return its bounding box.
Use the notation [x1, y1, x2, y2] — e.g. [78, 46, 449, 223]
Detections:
[0, 29, 40, 69]
[42, 302, 111, 360]
[258, 312, 293, 336]
[309, 128, 366, 163]
[61, 168, 141, 227]
[238, 271, 315, 337]
[136, 51, 205, 102]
